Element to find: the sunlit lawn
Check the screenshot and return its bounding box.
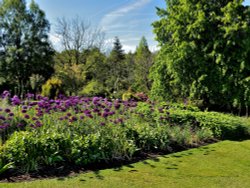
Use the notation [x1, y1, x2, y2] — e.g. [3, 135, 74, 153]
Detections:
[1, 140, 250, 188]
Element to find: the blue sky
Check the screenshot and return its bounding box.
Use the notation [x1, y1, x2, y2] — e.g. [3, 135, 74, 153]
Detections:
[26, 0, 165, 52]
[26, 0, 250, 52]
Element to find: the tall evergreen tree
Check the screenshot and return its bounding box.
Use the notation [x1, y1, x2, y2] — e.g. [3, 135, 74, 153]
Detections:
[0, 0, 54, 95]
[134, 36, 153, 93]
[106, 37, 127, 96]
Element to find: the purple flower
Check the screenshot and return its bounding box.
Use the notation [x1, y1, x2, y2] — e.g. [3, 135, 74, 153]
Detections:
[86, 114, 93, 118]
[35, 121, 42, 127]
[158, 108, 164, 113]
[26, 93, 34, 99]
[109, 111, 115, 116]
[8, 112, 14, 116]
[36, 112, 43, 117]
[2, 90, 10, 98]
[92, 97, 100, 105]
[24, 114, 30, 119]
[0, 115, 6, 120]
[17, 123, 24, 127]
[104, 108, 110, 112]
[114, 103, 121, 110]
[5, 108, 11, 113]
[70, 116, 78, 122]
[102, 112, 109, 118]
[93, 108, 100, 113]
[11, 95, 21, 105]
[118, 118, 123, 123]
[21, 109, 27, 113]
[100, 122, 105, 126]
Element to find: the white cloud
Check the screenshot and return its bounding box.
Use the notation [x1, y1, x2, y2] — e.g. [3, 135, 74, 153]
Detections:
[49, 33, 61, 51]
[100, 0, 152, 31]
[123, 44, 136, 53]
[149, 44, 160, 52]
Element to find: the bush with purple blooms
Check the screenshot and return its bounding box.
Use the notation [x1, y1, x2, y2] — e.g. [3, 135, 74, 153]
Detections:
[0, 91, 249, 174]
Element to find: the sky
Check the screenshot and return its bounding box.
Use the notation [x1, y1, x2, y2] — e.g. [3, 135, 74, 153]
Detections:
[25, 0, 165, 52]
[25, 0, 250, 53]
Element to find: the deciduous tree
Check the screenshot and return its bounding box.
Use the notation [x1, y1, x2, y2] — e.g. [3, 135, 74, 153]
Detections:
[0, 0, 54, 95]
[151, 0, 250, 113]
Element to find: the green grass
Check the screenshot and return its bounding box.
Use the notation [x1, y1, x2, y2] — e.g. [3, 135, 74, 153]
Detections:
[1, 140, 250, 188]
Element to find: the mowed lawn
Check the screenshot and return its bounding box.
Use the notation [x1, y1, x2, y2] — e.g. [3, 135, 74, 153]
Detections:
[1, 140, 250, 188]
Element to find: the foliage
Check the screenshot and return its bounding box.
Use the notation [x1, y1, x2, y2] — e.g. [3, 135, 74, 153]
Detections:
[0, 0, 54, 96]
[105, 37, 128, 97]
[151, 0, 250, 114]
[0, 158, 13, 175]
[54, 48, 107, 96]
[41, 77, 62, 98]
[80, 80, 107, 97]
[0, 91, 249, 175]
[133, 36, 153, 93]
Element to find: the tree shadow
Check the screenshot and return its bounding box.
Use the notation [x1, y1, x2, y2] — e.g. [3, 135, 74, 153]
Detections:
[93, 170, 104, 180]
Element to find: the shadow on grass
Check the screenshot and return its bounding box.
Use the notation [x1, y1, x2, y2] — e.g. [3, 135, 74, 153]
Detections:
[2, 137, 249, 183]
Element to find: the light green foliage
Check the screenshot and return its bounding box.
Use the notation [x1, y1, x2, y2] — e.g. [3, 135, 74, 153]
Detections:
[80, 80, 107, 97]
[54, 50, 86, 95]
[0, 0, 54, 95]
[41, 77, 62, 98]
[151, 0, 250, 113]
[54, 48, 107, 96]
[168, 109, 250, 139]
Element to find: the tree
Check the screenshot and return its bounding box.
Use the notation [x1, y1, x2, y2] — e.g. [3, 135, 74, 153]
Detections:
[134, 36, 153, 93]
[0, 0, 54, 96]
[80, 48, 108, 96]
[54, 47, 107, 96]
[55, 16, 105, 65]
[151, 0, 250, 113]
[54, 16, 105, 95]
[106, 37, 127, 97]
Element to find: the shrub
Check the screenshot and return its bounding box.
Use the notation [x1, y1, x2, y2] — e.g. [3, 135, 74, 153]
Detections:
[41, 77, 63, 99]
[168, 109, 250, 140]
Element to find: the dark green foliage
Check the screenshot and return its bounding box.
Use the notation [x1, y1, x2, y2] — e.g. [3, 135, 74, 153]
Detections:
[133, 36, 153, 93]
[0, 0, 54, 95]
[151, 0, 250, 113]
[106, 37, 128, 97]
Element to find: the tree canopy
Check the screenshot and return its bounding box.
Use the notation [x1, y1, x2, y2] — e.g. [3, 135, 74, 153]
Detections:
[0, 0, 54, 96]
[151, 0, 250, 113]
